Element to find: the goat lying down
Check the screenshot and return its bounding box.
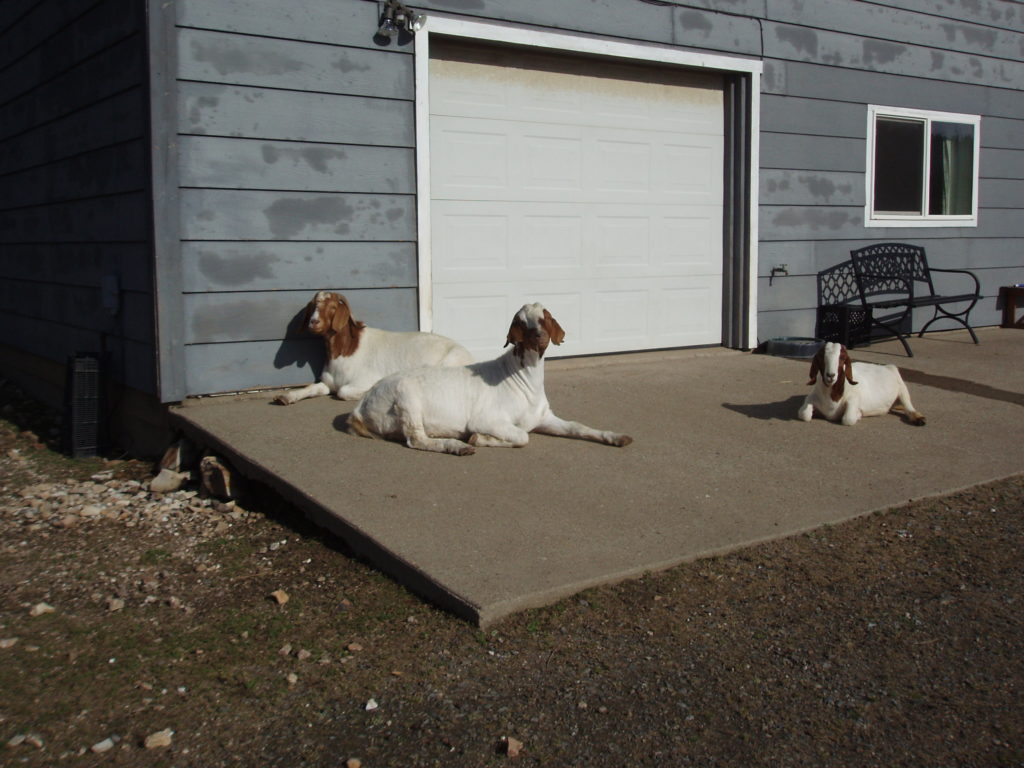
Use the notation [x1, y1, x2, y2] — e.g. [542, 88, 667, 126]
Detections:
[274, 291, 473, 404]
[348, 303, 634, 455]
[798, 341, 925, 426]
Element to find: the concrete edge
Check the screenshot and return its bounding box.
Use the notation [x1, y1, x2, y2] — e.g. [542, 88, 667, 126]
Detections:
[475, 469, 1024, 629]
[166, 407, 486, 626]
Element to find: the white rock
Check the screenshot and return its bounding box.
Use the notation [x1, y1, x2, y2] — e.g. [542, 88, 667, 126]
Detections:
[150, 468, 190, 494]
[144, 728, 174, 749]
[91, 738, 114, 753]
[29, 602, 55, 617]
[0, 637, 18, 649]
[365, 698, 379, 711]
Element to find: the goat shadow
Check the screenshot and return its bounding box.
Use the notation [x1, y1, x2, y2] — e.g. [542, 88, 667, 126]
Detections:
[272, 306, 324, 378]
[722, 395, 807, 422]
[332, 413, 358, 435]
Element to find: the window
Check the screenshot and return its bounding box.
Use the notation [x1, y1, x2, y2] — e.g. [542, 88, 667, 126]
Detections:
[866, 105, 980, 227]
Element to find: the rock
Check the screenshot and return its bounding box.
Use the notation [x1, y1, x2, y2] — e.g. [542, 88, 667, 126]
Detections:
[25, 735, 44, 749]
[143, 729, 174, 749]
[278, 643, 292, 657]
[270, 589, 289, 605]
[503, 736, 524, 758]
[0, 637, 18, 649]
[297, 649, 312, 661]
[286, 673, 298, 685]
[79, 505, 103, 517]
[7, 734, 26, 748]
[347, 642, 363, 653]
[365, 698, 379, 711]
[107, 598, 125, 612]
[346, 759, 362, 768]
[150, 468, 190, 494]
[91, 738, 114, 754]
[29, 602, 55, 617]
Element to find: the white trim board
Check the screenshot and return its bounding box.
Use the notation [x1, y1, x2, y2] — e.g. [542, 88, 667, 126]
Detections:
[414, 15, 761, 346]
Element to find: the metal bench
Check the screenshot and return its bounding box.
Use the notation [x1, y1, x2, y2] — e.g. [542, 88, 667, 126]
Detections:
[849, 242, 980, 357]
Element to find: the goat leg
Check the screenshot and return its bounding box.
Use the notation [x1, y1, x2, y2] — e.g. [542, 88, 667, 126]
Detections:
[533, 413, 633, 447]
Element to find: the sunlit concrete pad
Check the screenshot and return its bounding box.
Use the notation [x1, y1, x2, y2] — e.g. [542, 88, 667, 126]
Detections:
[169, 328, 1023, 627]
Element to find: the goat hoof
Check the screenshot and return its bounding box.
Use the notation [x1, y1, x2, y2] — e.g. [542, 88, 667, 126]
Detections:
[614, 435, 633, 447]
[455, 444, 475, 456]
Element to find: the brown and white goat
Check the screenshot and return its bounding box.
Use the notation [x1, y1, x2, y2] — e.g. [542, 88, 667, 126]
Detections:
[274, 291, 473, 404]
[348, 303, 634, 455]
[798, 341, 925, 426]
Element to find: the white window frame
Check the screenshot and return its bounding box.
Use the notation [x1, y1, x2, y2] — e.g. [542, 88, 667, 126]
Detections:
[865, 105, 980, 228]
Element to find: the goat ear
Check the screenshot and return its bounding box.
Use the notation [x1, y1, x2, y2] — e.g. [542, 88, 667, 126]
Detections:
[807, 349, 821, 386]
[841, 347, 858, 385]
[540, 309, 565, 346]
[328, 294, 349, 334]
[505, 316, 526, 348]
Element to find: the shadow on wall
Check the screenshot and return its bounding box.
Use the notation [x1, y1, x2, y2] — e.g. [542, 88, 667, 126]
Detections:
[722, 395, 806, 421]
[273, 305, 325, 379]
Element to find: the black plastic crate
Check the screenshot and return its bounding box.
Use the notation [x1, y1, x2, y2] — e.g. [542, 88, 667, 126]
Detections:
[816, 304, 873, 347]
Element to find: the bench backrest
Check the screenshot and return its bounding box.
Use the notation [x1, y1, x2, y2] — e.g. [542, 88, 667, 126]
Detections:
[850, 242, 936, 303]
[817, 259, 860, 306]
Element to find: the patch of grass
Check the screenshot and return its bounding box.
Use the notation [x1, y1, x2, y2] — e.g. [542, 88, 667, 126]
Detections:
[140, 547, 173, 565]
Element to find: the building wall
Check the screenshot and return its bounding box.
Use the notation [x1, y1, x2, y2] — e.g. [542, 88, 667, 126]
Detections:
[0, 0, 155, 399]
[753, 0, 1024, 341]
[163, 0, 419, 398]
[161, 0, 1024, 400]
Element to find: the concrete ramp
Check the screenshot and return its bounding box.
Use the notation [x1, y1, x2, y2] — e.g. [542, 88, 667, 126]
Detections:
[169, 328, 1023, 626]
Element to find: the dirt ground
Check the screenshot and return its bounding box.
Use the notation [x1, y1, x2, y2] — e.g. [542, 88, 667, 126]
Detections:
[1, 379, 1022, 768]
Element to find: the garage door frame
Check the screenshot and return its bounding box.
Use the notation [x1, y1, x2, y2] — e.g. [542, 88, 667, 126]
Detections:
[414, 15, 762, 349]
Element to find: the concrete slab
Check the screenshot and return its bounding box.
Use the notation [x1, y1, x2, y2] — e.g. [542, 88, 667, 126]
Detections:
[169, 327, 1024, 627]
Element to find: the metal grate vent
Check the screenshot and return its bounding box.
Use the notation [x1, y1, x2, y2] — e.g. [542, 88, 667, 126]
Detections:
[64, 354, 101, 458]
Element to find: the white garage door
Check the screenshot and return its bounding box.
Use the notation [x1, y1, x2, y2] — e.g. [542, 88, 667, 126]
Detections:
[429, 41, 724, 360]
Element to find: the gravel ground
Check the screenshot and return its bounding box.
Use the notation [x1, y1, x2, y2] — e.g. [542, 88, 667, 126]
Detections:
[1, 378, 1022, 768]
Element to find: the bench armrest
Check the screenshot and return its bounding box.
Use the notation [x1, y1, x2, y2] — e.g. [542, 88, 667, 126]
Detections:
[928, 267, 980, 296]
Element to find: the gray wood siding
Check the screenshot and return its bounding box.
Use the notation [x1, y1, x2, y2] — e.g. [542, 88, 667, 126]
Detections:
[0, 0, 153, 395]
[168, 0, 421, 397]
[751, 0, 1024, 342]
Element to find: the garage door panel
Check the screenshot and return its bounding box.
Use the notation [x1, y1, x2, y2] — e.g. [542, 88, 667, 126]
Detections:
[430, 42, 724, 355]
[434, 119, 720, 206]
[431, 293, 510, 356]
[434, 201, 720, 281]
[657, 140, 724, 198]
[521, 215, 584, 269]
[521, 132, 584, 194]
[433, 210, 508, 274]
[433, 277, 721, 360]
[430, 120, 510, 193]
[594, 216, 651, 269]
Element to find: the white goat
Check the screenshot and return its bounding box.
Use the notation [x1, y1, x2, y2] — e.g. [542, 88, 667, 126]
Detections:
[274, 291, 473, 404]
[798, 341, 925, 426]
[348, 303, 634, 455]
